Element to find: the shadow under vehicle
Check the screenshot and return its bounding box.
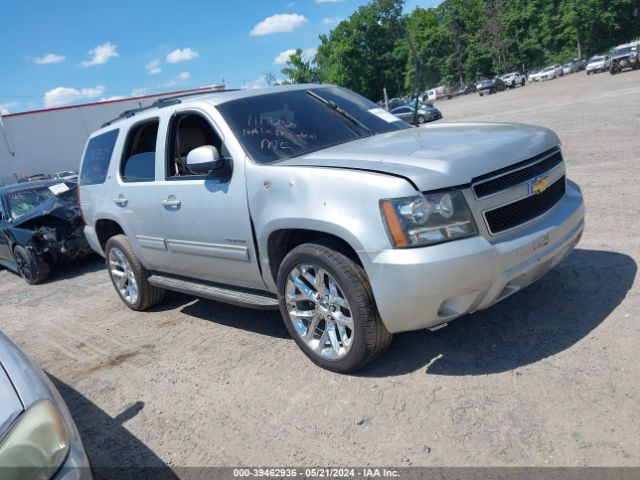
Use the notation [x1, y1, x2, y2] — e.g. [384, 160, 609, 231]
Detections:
[0, 180, 92, 284]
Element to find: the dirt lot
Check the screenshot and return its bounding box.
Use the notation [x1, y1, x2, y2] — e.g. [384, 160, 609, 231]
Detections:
[1, 70, 639, 473]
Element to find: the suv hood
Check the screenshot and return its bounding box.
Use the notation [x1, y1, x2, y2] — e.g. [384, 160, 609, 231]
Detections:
[281, 122, 560, 191]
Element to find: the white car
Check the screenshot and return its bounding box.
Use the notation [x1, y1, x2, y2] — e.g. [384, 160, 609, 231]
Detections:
[528, 69, 543, 82]
[586, 55, 607, 74]
[540, 65, 561, 81]
[499, 72, 526, 88]
[53, 171, 79, 181]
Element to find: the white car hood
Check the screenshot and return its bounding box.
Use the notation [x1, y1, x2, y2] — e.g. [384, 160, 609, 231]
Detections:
[281, 122, 560, 191]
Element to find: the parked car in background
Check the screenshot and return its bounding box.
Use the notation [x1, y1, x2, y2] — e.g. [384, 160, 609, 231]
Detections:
[609, 43, 640, 74]
[0, 331, 92, 479]
[586, 55, 608, 74]
[572, 58, 587, 71]
[390, 103, 442, 125]
[79, 84, 584, 372]
[0, 180, 92, 284]
[540, 65, 561, 81]
[476, 77, 506, 95]
[499, 72, 526, 88]
[528, 69, 543, 82]
[451, 84, 476, 96]
[19, 173, 50, 183]
[562, 62, 578, 75]
[53, 171, 79, 181]
[426, 86, 446, 101]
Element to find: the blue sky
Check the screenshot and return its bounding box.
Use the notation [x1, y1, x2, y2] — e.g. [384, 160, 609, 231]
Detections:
[0, 0, 439, 114]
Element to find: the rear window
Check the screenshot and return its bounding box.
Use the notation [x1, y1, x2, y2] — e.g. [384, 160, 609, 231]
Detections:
[79, 129, 119, 186]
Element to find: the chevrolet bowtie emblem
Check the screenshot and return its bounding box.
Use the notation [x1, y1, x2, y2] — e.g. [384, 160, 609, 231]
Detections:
[530, 176, 550, 195]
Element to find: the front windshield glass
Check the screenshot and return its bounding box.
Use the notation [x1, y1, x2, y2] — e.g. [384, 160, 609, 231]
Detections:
[217, 86, 409, 164]
[614, 47, 632, 56]
[8, 186, 56, 219]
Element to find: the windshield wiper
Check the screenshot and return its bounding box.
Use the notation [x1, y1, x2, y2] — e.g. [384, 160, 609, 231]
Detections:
[306, 90, 373, 136]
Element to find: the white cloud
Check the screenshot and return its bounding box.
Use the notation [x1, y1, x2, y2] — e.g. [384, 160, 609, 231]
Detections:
[43, 85, 106, 108]
[166, 48, 199, 63]
[82, 42, 119, 67]
[273, 49, 297, 65]
[99, 96, 126, 102]
[145, 59, 162, 75]
[34, 53, 66, 65]
[323, 16, 342, 25]
[273, 47, 317, 65]
[249, 13, 307, 36]
[130, 88, 147, 97]
[161, 71, 191, 88]
[315, 0, 344, 3]
[0, 102, 18, 114]
[245, 75, 270, 89]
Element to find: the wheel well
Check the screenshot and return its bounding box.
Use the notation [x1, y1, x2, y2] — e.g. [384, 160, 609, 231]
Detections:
[95, 219, 124, 251]
[267, 229, 362, 284]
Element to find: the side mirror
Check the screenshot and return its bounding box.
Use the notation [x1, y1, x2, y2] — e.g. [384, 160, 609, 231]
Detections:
[186, 145, 224, 174]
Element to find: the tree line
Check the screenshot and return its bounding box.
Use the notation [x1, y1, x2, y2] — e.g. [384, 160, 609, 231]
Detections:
[280, 0, 640, 100]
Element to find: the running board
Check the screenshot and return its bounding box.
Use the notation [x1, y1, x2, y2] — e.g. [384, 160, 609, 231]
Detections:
[147, 275, 279, 310]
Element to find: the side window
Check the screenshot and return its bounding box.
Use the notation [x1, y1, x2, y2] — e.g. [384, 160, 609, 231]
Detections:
[79, 129, 119, 186]
[120, 119, 159, 182]
[166, 113, 224, 178]
[0, 198, 6, 221]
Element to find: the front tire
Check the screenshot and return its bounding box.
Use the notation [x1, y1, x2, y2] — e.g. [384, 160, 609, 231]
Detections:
[13, 245, 49, 285]
[277, 242, 392, 373]
[105, 234, 165, 311]
[417, 115, 426, 125]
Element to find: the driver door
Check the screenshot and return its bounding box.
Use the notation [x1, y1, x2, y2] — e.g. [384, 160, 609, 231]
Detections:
[155, 109, 265, 290]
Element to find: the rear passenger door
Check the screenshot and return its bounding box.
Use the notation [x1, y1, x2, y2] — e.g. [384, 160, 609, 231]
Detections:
[111, 118, 166, 269]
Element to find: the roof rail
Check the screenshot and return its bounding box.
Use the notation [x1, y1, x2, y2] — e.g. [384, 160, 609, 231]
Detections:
[101, 88, 237, 128]
[151, 88, 239, 108]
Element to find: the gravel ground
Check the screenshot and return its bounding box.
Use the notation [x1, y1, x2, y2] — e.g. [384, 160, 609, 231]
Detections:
[1, 70, 638, 473]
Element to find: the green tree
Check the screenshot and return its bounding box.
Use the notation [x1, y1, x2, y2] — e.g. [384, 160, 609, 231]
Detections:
[280, 49, 317, 84]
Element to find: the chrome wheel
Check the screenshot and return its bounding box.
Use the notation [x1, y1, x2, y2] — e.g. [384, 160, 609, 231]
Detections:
[108, 247, 138, 305]
[285, 263, 354, 360]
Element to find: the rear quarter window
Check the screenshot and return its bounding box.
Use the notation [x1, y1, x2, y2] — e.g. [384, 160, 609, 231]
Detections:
[79, 129, 119, 186]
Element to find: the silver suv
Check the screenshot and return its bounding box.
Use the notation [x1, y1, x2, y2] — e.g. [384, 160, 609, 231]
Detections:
[78, 85, 584, 373]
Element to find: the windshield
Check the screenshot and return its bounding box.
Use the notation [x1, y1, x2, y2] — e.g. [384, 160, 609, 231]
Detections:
[613, 47, 633, 56]
[589, 56, 604, 62]
[217, 86, 409, 164]
[8, 186, 56, 219]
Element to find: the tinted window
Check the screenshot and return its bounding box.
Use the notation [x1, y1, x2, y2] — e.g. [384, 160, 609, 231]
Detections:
[121, 120, 158, 182]
[218, 87, 409, 164]
[79, 129, 119, 186]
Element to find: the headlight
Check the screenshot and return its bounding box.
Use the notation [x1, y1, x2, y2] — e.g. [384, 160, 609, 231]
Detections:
[380, 190, 478, 248]
[0, 399, 70, 479]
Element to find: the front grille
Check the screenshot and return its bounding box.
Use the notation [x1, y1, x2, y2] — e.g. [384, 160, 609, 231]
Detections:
[484, 176, 566, 234]
[473, 149, 563, 198]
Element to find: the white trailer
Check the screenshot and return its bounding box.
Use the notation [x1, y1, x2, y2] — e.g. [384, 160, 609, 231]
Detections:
[0, 86, 224, 185]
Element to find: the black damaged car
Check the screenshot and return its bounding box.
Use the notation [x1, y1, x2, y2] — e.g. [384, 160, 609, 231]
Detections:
[0, 180, 92, 284]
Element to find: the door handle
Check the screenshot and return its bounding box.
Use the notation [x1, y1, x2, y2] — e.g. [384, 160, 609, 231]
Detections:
[161, 196, 181, 208]
[113, 195, 128, 206]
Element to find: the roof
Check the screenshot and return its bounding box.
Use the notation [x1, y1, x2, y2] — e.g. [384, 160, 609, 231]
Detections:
[97, 83, 330, 130]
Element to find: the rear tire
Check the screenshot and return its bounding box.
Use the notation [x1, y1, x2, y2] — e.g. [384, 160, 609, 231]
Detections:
[105, 234, 165, 311]
[277, 242, 393, 373]
[13, 245, 49, 285]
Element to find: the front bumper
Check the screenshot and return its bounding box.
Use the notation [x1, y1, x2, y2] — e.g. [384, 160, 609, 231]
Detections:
[361, 181, 584, 333]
